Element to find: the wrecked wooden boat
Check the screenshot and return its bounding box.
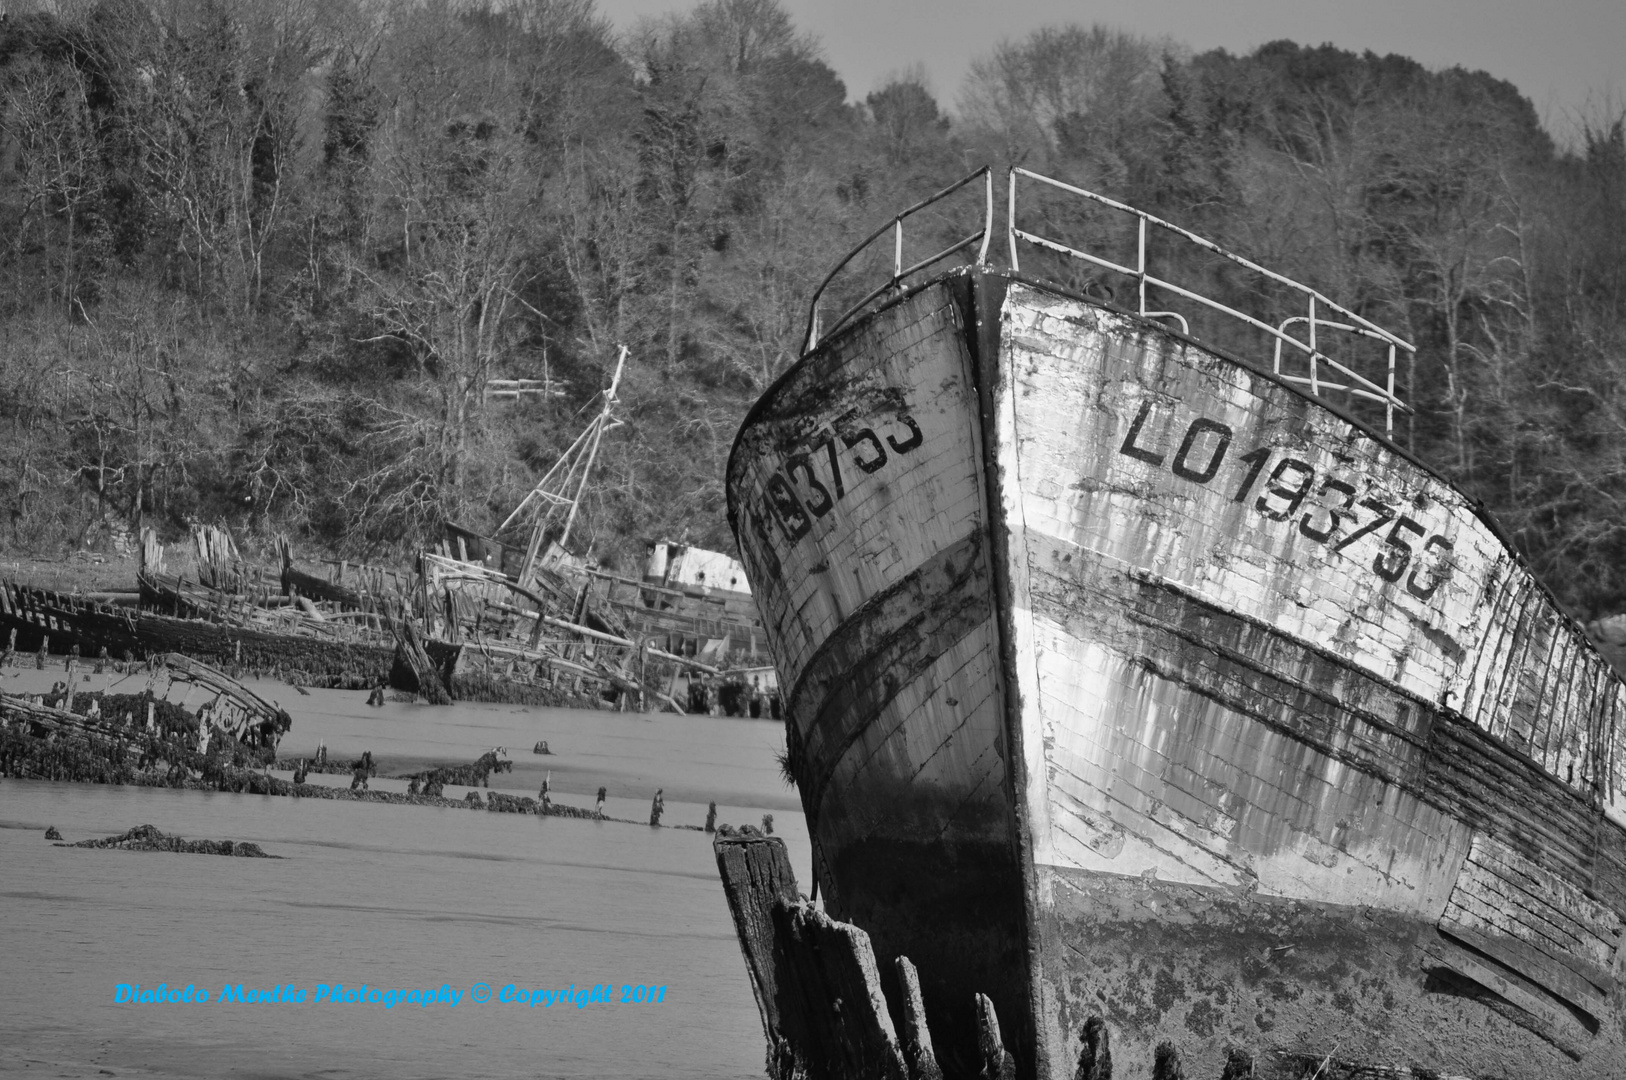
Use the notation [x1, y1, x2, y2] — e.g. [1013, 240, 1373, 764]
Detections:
[0, 652, 291, 785]
[624, 541, 768, 663]
[0, 579, 397, 686]
[77, 523, 643, 707]
[422, 349, 744, 711]
[142, 527, 406, 635]
[725, 167, 1626, 1078]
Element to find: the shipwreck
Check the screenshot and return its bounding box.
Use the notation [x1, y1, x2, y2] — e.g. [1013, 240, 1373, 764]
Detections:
[0, 353, 743, 712]
[722, 167, 1626, 1078]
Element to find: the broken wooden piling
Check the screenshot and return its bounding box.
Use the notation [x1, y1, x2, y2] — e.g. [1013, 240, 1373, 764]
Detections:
[715, 831, 911, 1080]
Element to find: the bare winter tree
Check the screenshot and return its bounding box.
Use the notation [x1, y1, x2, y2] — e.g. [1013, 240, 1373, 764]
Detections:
[959, 23, 1171, 179]
[343, 0, 621, 532]
[2, 61, 106, 317]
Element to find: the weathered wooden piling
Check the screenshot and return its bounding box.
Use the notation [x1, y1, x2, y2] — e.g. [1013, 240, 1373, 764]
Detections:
[894, 957, 942, 1080]
[1076, 1017, 1112, 1080]
[395, 618, 452, 705]
[975, 994, 1016, 1080]
[714, 831, 799, 1069]
[715, 832, 912, 1080]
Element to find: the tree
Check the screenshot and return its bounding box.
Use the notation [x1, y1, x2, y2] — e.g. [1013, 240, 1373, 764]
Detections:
[960, 23, 1169, 184]
[3, 58, 107, 316]
[866, 67, 949, 167]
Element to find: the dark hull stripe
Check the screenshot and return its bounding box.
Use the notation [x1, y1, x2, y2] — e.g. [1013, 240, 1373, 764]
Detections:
[791, 530, 991, 819]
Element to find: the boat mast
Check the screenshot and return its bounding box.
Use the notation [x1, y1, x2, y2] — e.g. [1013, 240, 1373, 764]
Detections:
[504, 345, 628, 588]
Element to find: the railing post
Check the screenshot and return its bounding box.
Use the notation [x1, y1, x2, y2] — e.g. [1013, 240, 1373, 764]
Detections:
[1137, 216, 1148, 317]
[1007, 167, 1020, 271]
[893, 219, 903, 278]
[1387, 343, 1396, 437]
[1308, 296, 1319, 397]
[978, 169, 994, 264]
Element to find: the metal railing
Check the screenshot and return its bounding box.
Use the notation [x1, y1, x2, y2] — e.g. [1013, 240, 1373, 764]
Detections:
[802, 167, 994, 354]
[1007, 167, 1413, 435]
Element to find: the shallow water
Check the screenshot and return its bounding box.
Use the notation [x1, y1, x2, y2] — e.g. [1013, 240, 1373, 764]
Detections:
[0, 681, 808, 1080]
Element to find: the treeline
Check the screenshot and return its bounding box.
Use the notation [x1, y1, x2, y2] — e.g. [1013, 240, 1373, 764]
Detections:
[1, 2, 1623, 614]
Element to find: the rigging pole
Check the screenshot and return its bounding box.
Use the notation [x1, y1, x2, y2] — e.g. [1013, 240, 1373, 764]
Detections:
[505, 346, 628, 589]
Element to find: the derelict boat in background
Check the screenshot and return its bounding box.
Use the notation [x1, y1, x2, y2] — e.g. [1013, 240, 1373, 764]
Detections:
[725, 167, 1626, 1078]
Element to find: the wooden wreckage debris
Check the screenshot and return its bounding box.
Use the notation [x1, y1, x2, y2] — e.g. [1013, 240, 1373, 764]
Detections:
[0, 653, 291, 785]
[714, 834, 1463, 1080]
[51, 823, 278, 858]
[8, 701, 660, 823]
[5, 356, 763, 710]
[394, 748, 514, 792]
[1, 575, 398, 689]
[395, 616, 453, 706]
[416, 550, 696, 712]
[135, 527, 404, 684]
[4, 523, 719, 710]
[162, 652, 294, 740]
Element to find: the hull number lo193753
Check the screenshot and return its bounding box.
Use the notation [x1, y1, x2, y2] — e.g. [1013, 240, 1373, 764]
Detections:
[1118, 399, 1454, 602]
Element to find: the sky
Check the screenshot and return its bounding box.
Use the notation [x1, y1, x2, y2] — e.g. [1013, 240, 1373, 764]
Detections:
[594, 0, 1625, 138]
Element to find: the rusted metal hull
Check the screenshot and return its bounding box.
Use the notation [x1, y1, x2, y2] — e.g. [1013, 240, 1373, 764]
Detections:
[727, 269, 1626, 1078]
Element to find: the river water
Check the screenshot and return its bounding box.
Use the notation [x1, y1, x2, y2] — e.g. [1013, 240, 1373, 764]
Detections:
[0, 673, 809, 1080]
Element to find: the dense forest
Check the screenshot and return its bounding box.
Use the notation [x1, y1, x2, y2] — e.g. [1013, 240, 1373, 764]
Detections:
[1, 0, 1624, 616]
